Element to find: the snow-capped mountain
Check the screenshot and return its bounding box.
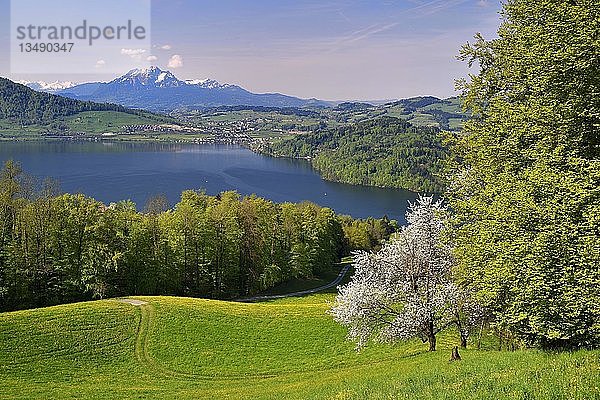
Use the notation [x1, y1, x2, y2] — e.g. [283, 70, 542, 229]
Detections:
[111, 67, 185, 88]
[184, 78, 230, 89]
[56, 67, 328, 112]
[17, 80, 77, 93]
[108, 67, 232, 90]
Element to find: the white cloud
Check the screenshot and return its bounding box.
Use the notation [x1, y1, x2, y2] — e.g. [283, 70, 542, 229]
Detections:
[121, 48, 147, 61]
[147, 55, 158, 62]
[95, 59, 106, 68]
[167, 54, 183, 68]
[160, 44, 172, 50]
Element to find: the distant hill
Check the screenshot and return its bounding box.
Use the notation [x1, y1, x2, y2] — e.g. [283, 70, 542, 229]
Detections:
[0, 78, 175, 136]
[0, 78, 136, 126]
[260, 116, 447, 193]
[388, 96, 443, 110]
[334, 102, 376, 111]
[325, 96, 467, 131]
[55, 67, 330, 113]
[382, 96, 467, 131]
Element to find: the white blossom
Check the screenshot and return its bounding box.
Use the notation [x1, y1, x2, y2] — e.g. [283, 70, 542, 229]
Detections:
[330, 195, 460, 351]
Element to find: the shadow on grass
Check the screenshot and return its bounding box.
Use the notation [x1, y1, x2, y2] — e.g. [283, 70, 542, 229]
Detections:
[243, 260, 355, 301]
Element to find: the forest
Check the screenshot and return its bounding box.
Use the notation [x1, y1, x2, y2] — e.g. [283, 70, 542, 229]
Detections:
[262, 117, 446, 193]
[0, 161, 394, 312]
[0, 78, 156, 126]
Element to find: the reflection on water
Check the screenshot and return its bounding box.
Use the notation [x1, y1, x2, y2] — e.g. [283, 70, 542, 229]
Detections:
[0, 141, 418, 222]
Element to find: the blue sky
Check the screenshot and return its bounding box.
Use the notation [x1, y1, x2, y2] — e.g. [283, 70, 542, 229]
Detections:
[0, 0, 502, 100]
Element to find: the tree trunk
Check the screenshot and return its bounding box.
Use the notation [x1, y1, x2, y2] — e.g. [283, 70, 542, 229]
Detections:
[428, 333, 436, 352]
[460, 332, 468, 348]
[477, 320, 484, 349]
[450, 346, 461, 361]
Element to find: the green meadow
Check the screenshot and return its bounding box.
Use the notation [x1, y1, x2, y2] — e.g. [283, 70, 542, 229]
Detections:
[62, 111, 172, 134]
[1, 294, 598, 400]
[0, 110, 174, 138]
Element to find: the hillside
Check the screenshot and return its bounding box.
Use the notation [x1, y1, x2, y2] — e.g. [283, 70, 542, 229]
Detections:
[388, 96, 466, 131]
[0, 78, 133, 124]
[0, 295, 597, 399]
[259, 117, 447, 193]
[326, 97, 467, 131]
[0, 78, 177, 136]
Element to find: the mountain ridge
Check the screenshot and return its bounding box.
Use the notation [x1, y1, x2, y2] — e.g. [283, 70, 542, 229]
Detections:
[16, 80, 77, 93]
[46, 66, 330, 112]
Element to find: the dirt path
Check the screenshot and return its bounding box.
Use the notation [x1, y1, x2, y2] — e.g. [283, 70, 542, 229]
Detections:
[236, 262, 352, 302]
[114, 263, 353, 379]
[118, 300, 276, 380]
[114, 298, 148, 306]
[133, 302, 194, 379]
[111, 299, 186, 378]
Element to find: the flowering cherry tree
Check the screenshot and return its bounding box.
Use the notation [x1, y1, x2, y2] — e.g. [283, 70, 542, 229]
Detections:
[330, 196, 458, 351]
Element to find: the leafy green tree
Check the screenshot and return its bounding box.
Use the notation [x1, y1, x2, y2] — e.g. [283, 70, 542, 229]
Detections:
[448, 0, 600, 348]
[171, 191, 211, 295]
[100, 200, 138, 297]
[237, 195, 278, 295]
[0, 161, 25, 308]
[338, 215, 397, 252]
[207, 191, 242, 297]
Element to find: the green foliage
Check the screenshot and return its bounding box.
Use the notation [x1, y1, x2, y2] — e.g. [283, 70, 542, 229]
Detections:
[448, 0, 600, 348]
[0, 295, 598, 399]
[338, 214, 396, 252]
[0, 162, 400, 311]
[264, 117, 447, 193]
[0, 78, 138, 126]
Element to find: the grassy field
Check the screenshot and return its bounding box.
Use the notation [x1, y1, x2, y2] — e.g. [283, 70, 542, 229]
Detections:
[0, 294, 598, 399]
[202, 110, 321, 126]
[0, 118, 50, 138]
[0, 110, 174, 137]
[63, 111, 170, 134]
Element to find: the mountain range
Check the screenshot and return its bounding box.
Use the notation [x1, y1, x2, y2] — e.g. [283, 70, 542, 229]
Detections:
[21, 67, 330, 113]
[17, 80, 77, 93]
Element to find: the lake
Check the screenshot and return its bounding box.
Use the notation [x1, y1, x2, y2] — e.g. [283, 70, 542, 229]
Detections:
[0, 141, 417, 223]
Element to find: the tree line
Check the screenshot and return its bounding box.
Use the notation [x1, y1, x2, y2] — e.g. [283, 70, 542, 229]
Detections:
[0, 161, 394, 312]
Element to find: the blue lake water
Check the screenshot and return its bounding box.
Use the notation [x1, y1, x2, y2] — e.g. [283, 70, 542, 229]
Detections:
[0, 141, 417, 222]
